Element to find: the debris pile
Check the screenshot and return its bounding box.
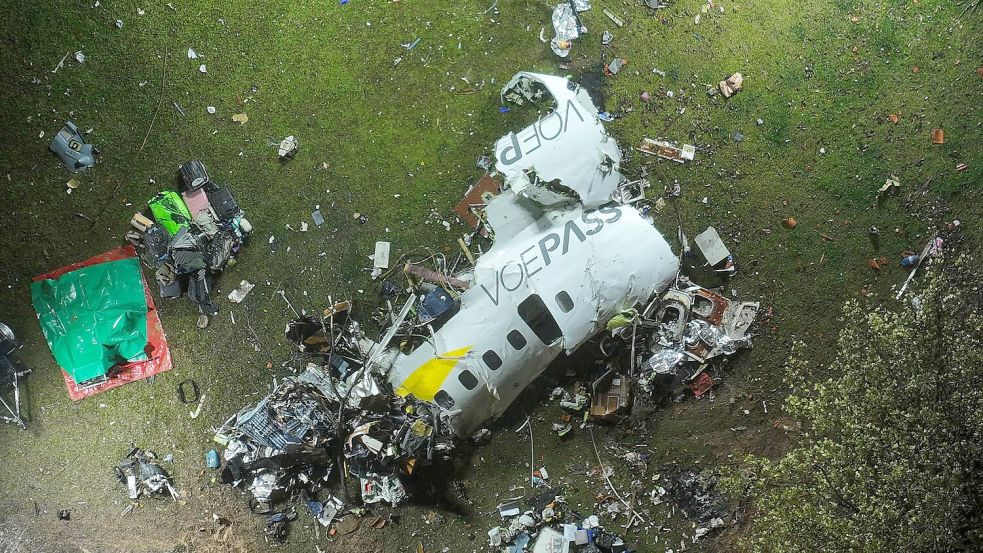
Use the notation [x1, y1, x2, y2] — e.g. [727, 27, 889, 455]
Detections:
[114, 447, 178, 501]
[625, 278, 758, 400]
[126, 160, 252, 318]
[214, 303, 458, 521]
[488, 487, 634, 553]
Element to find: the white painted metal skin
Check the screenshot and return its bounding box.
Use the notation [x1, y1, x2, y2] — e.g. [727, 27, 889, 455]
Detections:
[384, 73, 679, 436]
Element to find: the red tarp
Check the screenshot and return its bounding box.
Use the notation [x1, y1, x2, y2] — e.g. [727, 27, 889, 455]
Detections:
[32, 245, 172, 400]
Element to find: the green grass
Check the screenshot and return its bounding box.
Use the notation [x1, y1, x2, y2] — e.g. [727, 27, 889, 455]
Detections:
[0, 0, 980, 551]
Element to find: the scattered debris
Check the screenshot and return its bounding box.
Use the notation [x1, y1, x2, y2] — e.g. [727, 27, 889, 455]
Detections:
[782, 217, 797, 229]
[136, 160, 252, 315]
[232, 113, 249, 125]
[896, 236, 944, 299]
[114, 448, 178, 500]
[878, 176, 901, 200]
[0, 322, 30, 429]
[931, 128, 944, 144]
[488, 485, 634, 553]
[694, 226, 737, 275]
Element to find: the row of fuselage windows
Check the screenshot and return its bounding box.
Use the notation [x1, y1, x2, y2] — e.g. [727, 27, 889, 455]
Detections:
[455, 291, 573, 392]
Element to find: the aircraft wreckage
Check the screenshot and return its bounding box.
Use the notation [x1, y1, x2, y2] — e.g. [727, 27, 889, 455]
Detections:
[214, 72, 759, 518]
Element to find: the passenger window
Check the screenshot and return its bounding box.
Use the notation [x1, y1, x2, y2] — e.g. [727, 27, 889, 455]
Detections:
[555, 291, 574, 313]
[434, 390, 456, 409]
[483, 350, 503, 370]
[517, 294, 563, 344]
[458, 369, 479, 390]
[507, 330, 527, 350]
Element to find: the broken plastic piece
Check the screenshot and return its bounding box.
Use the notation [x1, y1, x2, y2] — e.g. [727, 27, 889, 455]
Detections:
[495, 73, 624, 209]
[228, 280, 255, 303]
[277, 135, 298, 159]
[49, 121, 96, 172]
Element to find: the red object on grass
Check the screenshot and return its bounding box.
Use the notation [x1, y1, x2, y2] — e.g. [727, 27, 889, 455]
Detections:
[688, 371, 715, 398]
[32, 245, 172, 401]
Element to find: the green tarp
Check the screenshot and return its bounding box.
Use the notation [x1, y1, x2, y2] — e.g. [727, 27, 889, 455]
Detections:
[30, 257, 149, 384]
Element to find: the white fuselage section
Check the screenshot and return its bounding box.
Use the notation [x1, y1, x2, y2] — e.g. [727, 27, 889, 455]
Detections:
[387, 203, 678, 435]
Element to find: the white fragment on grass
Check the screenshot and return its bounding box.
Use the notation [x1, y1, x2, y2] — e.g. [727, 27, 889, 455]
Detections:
[206, 106, 216, 114]
[198, 64, 207, 73]
[187, 47, 197, 59]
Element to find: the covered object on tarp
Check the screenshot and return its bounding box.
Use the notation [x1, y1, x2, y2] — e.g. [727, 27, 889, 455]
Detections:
[30, 246, 171, 397]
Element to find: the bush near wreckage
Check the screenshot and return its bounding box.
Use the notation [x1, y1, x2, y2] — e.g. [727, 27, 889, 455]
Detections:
[726, 254, 983, 552]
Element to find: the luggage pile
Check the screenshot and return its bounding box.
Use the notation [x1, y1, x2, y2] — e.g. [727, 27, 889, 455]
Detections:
[126, 160, 252, 317]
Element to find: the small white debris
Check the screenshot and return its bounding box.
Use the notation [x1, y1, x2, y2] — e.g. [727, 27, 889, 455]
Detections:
[206, 106, 216, 114]
[198, 64, 207, 73]
[137, 7, 145, 15]
[74, 51, 85, 64]
[115, 19, 123, 28]
[187, 48, 198, 59]
[756, 118, 763, 125]
[819, 147, 827, 154]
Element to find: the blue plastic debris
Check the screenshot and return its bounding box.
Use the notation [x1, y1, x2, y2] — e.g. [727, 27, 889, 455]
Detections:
[206, 449, 220, 468]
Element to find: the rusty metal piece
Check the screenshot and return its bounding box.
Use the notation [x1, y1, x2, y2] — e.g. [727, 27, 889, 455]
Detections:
[403, 262, 469, 291]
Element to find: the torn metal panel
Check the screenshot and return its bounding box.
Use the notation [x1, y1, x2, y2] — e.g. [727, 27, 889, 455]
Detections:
[494, 73, 623, 209]
[638, 138, 696, 163]
[483, 189, 545, 242]
[647, 281, 758, 365]
[454, 173, 501, 237]
[694, 226, 730, 266]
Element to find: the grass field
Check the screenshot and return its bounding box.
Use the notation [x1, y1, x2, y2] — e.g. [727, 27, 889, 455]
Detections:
[0, 0, 979, 552]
